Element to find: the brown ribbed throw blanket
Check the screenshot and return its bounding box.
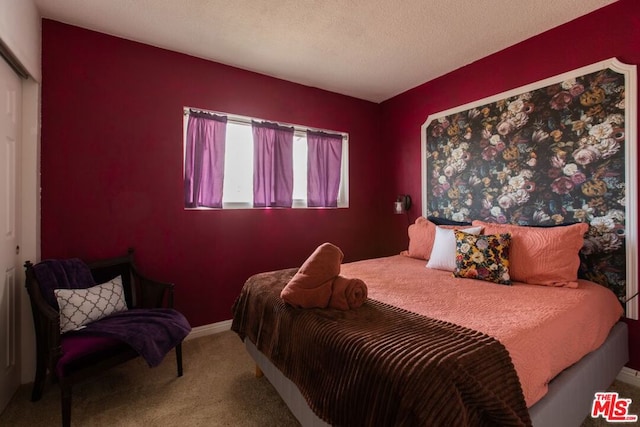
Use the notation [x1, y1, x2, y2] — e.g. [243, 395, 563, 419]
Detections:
[232, 268, 531, 427]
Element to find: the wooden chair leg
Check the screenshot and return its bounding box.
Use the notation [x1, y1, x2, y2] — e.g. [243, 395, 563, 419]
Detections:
[176, 343, 183, 377]
[61, 383, 72, 427]
[30, 352, 47, 402]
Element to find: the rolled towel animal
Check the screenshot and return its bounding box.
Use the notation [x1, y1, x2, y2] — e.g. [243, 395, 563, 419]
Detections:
[281, 243, 344, 308]
[329, 276, 368, 310]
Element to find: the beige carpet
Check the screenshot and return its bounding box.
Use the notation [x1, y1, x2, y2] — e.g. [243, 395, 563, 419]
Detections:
[0, 330, 638, 426]
[0, 331, 299, 426]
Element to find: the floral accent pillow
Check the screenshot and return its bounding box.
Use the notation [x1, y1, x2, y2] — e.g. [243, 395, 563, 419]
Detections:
[453, 231, 512, 285]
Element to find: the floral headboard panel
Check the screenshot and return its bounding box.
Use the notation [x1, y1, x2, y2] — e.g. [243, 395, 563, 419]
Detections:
[421, 58, 638, 318]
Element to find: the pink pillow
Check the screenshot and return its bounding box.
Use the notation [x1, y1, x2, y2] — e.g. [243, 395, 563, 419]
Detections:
[471, 220, 589, 288]
[404, 217, 463, 260]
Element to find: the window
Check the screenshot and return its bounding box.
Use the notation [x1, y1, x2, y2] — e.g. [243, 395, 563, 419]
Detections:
[183, 108, 349, 209]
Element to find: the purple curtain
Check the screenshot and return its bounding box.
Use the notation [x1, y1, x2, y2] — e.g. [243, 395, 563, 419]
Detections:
[252, 121, 294, 208]
[307, 130, 343, 207]
[184, 112, 227, 208]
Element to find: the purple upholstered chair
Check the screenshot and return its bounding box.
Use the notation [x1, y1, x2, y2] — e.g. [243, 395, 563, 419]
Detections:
[24, 249, 190, 427]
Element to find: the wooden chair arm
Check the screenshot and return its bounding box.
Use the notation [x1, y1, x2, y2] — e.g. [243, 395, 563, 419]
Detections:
[131, 265, 175, 309]
[24, 264, 63, 368]
[32, 293, 60, 324]
[38, 303, 62, 356]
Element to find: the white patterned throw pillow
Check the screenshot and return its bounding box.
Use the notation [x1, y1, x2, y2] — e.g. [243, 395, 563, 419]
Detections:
[54, 276, 128, 333]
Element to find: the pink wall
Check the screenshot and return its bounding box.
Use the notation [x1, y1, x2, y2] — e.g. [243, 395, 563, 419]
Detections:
[381, 0, 640, 367]
[41, 20, 396, 327]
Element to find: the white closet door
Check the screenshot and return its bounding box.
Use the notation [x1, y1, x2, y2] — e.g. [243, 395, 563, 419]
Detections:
[0, 54, 21, 413]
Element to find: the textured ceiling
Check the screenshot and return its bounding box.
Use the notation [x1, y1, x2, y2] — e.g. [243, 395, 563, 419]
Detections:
[34, 0, 618, 103]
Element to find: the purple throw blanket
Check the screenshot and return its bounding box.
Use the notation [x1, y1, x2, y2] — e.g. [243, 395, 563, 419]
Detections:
[74, 308, 192, 367]
[32, 258, 96, 308]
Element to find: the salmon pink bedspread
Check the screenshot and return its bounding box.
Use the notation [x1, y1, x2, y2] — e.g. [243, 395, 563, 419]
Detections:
[340, 255, 623, 407]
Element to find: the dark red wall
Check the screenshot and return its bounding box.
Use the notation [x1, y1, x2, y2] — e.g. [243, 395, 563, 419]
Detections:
[41, 0, 640, 368]
[41, 20, 396, 327]
[381, 0, 640, 368]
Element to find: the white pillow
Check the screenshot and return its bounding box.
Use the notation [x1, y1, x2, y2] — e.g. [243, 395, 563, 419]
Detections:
[426, 226, 483, 272]
[54, 275, 128, 333]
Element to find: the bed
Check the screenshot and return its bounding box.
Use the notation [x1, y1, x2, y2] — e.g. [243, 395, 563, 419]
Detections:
[231, 224, 627, 426]
[231, 58, 635, 426]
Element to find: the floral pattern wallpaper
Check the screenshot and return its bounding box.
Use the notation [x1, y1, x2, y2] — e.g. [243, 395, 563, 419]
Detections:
[425, 66, 628, 304]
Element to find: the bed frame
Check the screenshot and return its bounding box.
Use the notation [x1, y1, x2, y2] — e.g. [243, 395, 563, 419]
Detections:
[245, 321, 628, 427]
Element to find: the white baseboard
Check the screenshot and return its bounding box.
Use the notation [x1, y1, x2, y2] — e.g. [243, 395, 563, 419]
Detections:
[186, 319, 232, 341]
[617, 366, 640, 388]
